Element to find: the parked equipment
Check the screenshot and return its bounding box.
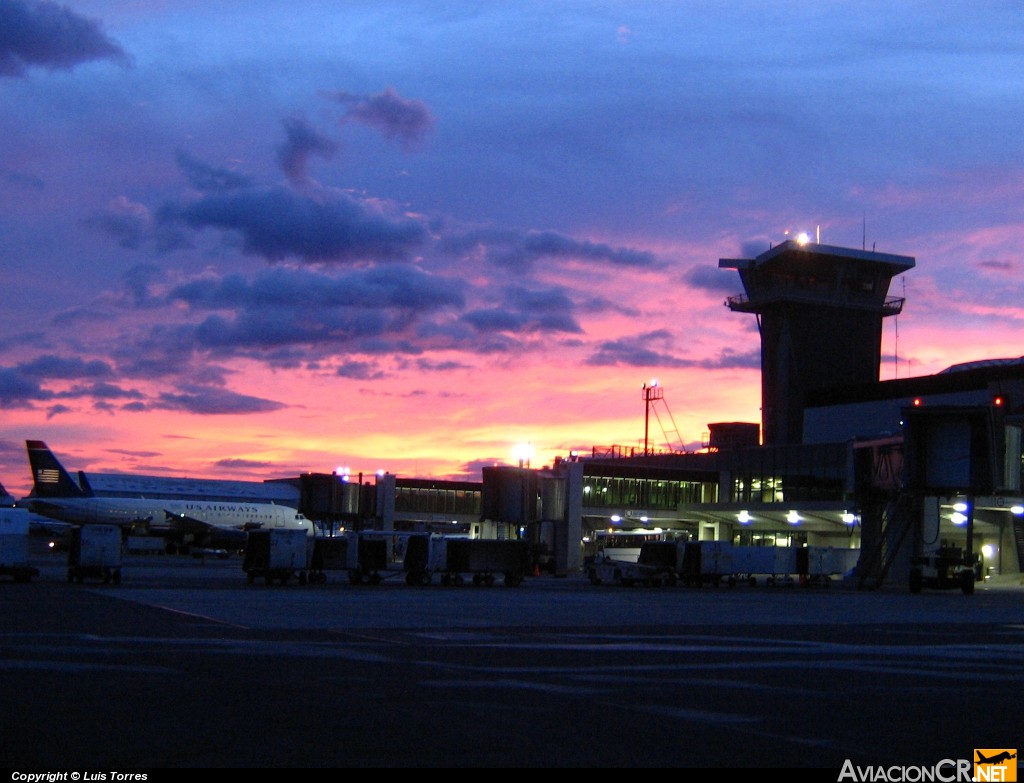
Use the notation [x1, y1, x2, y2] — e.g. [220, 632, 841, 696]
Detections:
[308, 532, 389, 585]
[587, 540, 681, 586]
[67, 524, 123, 585]
[404, 535, 529, 586]
[909, 546, 982, 595]
[243, 528, 313, 585]
[0, 508, 40, 583]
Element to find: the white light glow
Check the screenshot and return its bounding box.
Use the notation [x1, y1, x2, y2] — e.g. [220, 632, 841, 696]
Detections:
[796, 232, 810, 245]
[950, 512, 968, 525]
[1011, 505, 1024, 515]
[786, 510, 801, 524]
[841, 512, 857, 525]
[737, 510, 752, 524]
[981, 544, 994, 559]
[953, 501, 968, 512]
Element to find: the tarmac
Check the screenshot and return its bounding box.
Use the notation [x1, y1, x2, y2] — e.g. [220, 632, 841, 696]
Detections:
[1, 541, 1022, 771]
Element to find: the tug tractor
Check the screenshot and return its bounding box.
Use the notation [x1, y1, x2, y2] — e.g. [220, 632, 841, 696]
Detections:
[909, 547, 981, 595]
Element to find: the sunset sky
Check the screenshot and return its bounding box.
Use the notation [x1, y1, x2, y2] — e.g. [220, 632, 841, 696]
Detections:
[2, 1, 1023, 498]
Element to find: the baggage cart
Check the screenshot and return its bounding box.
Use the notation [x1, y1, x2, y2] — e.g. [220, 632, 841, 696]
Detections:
[243, 528, 313, 585]
[67, 524, 124, 585]
[0, 508, 39, 583]
[404, 535, 529, 586]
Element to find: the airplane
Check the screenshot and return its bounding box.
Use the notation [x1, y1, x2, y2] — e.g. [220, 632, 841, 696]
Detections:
[24, 440, 314, 552]
[977, 751, 1016, 765]
[0, 480, 15, 506]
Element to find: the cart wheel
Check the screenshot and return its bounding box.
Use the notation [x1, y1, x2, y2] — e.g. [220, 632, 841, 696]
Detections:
[484, 574, 495, 587]
[441, 574, 451, 586]
[472, 574, 482, 586]
[453, 574, 465, 586]
[406, 571, 418, 586]
[247, 572, 255, 584]
[265, 575, 274, 585]
[749, 576, 757, 587]
[299, 572, 307, 586]
[960, 570, 975, 595]
[419, 572, 431, 586]
[112, 570, 121, 586]
[504, 571, 522, 587]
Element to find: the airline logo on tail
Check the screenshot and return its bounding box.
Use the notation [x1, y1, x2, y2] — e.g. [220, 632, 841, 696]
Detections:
[975, 749, 1017, 782]
[26, 440, 89, 498]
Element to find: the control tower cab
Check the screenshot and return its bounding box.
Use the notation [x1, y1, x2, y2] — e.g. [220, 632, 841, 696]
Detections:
[720, 240, 915, 446]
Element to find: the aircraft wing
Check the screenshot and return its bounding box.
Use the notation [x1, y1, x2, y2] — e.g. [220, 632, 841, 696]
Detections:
[164, 510, 249, 549]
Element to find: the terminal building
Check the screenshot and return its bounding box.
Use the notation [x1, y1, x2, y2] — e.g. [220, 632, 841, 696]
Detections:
[75, 240, 1012, 587]
[304, 239, 1023, 590]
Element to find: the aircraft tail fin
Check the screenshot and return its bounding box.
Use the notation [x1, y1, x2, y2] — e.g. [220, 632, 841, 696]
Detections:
[26, 440, 90, 498]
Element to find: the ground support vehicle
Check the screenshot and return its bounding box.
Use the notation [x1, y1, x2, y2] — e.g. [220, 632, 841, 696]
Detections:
[680, 541, 735, 587]
[403, 535, 529, 586]
[67, 524, 123, 585]
[243, 528, 313, 585]
[803, 546, 860, 587]
[307, 532, 391, 585]
[587, 541, 681, 586]
[0, 508, 39, 583]
[728, 545, 801, 587]
[909, 546, 982, 595]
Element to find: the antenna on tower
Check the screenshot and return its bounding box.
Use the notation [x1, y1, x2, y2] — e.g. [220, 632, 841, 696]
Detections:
[862, 215, 866, 251]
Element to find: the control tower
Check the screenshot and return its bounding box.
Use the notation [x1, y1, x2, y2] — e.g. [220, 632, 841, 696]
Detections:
[719, 240, 915, 446]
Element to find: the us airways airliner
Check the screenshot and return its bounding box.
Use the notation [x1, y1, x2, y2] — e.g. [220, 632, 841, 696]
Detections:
[25, 440, 313, 550]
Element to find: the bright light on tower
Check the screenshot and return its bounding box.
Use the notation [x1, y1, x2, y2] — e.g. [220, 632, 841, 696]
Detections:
[512, 442, 534, 468]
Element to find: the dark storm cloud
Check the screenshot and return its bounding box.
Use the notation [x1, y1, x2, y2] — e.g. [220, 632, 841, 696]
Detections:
[461, 283, 582, 335]
[694, 348, 761, 370]
[170, 264, 464, 312]
[336, 361, 385, 380]
[215, 458, 274, 469]
[0, 367, 49, 405]
[683, 264, 738, 295]
[162, 265, 465, 358]
[277, 115, 338, 185]
[175, 150, 254, 192]
[85, 197, 190, 253]
[121, 264, 164, 307]
[17, 354, 113, 380]
[152, 385, 287, 415]
[441, 227, 659, 272]
[56, 382, 143, 401]
[586, 331, 689, 368]
[333, 87, 433, 148]
[0, 0, 128, 77]
[587, 333, 761, 370]
[159, 184, 427, 263]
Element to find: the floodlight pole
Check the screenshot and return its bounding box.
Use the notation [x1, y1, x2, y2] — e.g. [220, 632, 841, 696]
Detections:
[642, 383, 663, 456]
